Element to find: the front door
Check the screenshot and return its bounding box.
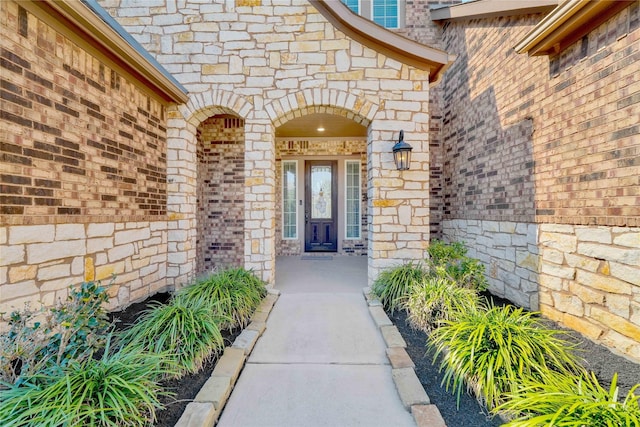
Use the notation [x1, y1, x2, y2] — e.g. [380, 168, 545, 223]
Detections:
[305, 161, 337, 252]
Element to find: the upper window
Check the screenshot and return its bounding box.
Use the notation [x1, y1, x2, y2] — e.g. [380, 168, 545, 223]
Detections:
[341, 0, 401, 29]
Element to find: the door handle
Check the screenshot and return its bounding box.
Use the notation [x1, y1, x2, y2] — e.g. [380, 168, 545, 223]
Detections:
[305, 211, 309, 224]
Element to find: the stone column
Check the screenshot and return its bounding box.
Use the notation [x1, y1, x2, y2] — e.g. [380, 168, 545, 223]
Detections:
[244, 118, 276, 285]
[165, 108, 198, 289]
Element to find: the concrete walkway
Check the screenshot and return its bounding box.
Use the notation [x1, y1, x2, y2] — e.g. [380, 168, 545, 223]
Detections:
[217, 256, 417, 427]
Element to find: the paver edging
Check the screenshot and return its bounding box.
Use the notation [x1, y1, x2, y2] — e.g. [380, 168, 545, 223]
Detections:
[174, 289, 280, 427]
[362, 287, 448, 427]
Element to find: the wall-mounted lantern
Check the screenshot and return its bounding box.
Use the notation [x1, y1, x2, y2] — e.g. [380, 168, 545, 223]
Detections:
[392, 130, 413, 171]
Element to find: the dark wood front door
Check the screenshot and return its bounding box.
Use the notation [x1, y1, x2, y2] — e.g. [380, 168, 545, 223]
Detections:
[305, 161, 337, 252]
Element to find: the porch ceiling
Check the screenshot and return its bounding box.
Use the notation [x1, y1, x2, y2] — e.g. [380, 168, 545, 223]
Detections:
[275, 113, 367, 138]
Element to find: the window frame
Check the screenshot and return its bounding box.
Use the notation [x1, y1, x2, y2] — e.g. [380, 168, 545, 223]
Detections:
[344, 160, 362, 240]
[281, 160, 298, 240]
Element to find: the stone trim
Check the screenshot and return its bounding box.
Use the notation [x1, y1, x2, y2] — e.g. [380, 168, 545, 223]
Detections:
[363, 287, 447, 427]
[174, 289, 280, 427]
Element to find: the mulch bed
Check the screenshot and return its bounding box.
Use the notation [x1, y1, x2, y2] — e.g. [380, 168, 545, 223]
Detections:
[107, 293, 242, 427]
[108, 291, 640, 427]
[388, 293, 640, 427]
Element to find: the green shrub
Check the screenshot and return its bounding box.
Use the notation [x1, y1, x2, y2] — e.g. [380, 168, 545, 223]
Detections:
[0, 342, 170, 427]
[117, 297, 224, 378]
[427, 240, 488, 291]
[430, 305, 583, 411]
[497, 372, 640, 427]
[0, 281, 110, 385]
[177, 267, 267, 330]
[371, 262, 426, 313]
[404, 276, 481, 332]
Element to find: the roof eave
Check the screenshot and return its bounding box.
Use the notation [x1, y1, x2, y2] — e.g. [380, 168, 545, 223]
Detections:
[309, 0, 455, 85]
[515, 0, 636, 56]
[39, 0, 188, 104]
[431, 0, 559, 22]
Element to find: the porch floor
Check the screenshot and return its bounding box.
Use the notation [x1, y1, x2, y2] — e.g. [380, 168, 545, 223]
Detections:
[217, 255, 416, 426]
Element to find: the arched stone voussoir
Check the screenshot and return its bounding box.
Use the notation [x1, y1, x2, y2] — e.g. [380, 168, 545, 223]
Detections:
[268, 88, 377, 129]
[181, 91, 252, 127]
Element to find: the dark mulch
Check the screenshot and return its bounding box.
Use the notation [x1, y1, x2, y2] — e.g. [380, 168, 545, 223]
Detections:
[388, 293, 640, 427]
[107, 293, 242, 427]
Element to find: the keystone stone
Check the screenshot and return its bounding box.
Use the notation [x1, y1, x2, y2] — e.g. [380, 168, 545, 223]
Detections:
[174, 402, 217, 427]
[232, 329, 260, 355]
[368, 306, 392, 327]
[392, 368, 430, 408]
[194, 376, 231, 409]
[211, 347, 246, 383]
[412, 404, 446, 427]
[380, 325, 407, 348]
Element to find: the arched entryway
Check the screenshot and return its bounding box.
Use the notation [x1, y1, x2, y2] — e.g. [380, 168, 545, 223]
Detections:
[274, 110, 369, 257]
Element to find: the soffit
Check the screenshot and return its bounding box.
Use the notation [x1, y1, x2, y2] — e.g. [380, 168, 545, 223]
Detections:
[515, 0, 636, 56]
[430, 0, 559, 21]
[309, 0, 456, 86]
[34, 0, 188, 104]
[275, 113, 367, 138]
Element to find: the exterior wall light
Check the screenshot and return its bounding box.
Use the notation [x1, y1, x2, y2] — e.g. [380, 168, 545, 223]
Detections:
[392, 130, 413, 170]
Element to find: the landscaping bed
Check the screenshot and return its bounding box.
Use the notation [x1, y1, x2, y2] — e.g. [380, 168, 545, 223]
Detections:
[107, 293, 242, 427]
[390, 305, 640, 427]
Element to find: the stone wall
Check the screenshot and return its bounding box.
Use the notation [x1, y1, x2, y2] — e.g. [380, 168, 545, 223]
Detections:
[437, 4, 640, 359]
[442, 219, 539, 310]
[100, 0, 434, 286]
[1, 1, 171, 315]
[539, 225, 640, 360]
[196, 116, 245, 274]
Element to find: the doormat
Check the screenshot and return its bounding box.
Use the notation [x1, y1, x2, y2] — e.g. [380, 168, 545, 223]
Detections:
[300, 255, 333, 261]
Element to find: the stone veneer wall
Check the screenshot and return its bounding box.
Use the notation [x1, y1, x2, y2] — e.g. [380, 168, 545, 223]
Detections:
[196, 116, 245, 274]
[437, 5, 640, 360]
[0, 1, 172, 314]
[100, 0, 434, 286]
[442, 219, 539, 310]
[275, 138, 368, 256]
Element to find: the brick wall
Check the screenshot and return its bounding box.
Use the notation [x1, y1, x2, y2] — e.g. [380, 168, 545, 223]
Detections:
[1, 2, 168, 224]
[1, 1, 171, 315]
[196, 116, 245, 273]
[437, 4, 640, 360]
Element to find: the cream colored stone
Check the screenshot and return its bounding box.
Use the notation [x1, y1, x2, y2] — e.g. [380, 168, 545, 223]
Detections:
[56, 224, 86, 241]
[38, 264, 71, 281]
[578, 243, 640, 266]
[591, 306, 640, 342]
[540, 232, 577, 253]
[576, 270, 632, 294]
[8, 265, 37, 283]
[27, 240, 86, 264]
[9, 225, 55, 244]
[613, 231, 640, 248]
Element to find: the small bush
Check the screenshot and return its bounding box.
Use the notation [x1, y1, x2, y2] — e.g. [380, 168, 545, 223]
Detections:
[0, 281, 110, 385]
[427, 240, 488, 291]
[430, 305, 583, 411]
[117, 297, 224, 379]
[177, 267, 267, 330]
[0, 342, 171, 427]
[497, 372, 640, 427]
[372, 262, 426, 313]
[404, 276, 482, 332]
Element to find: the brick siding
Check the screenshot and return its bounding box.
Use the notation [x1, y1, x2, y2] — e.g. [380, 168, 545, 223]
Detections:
[1, 1, 167, 226]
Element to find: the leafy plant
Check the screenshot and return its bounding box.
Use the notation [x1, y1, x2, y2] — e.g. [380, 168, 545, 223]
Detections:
[117, 296, 224, 378]
[404, 276, 481, 332]
[0, 281, 110, 385]
[427, 240, 488, 291]
[177, 267, 266, 330]
[497, 372, 640, 427]
[372, 262, 427, 313]
[430, 304, 583, 411]
[0, 340, 171, 427]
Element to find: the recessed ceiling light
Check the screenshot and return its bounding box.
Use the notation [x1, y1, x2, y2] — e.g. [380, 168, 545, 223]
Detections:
[317, 127, 325, 132]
